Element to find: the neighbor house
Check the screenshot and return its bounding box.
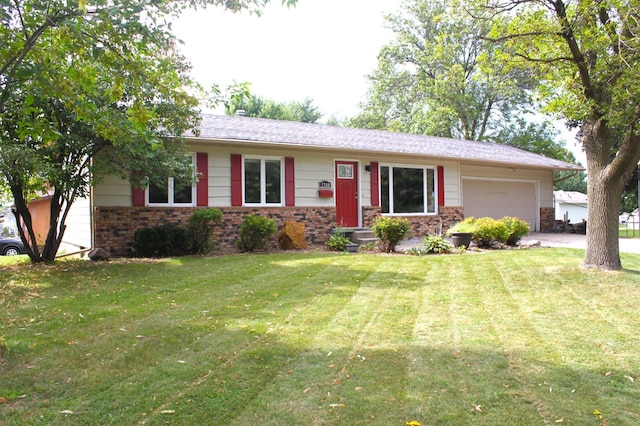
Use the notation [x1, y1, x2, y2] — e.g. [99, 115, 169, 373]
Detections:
[554, 190, 588, 224]
[83, 114, 583, 256]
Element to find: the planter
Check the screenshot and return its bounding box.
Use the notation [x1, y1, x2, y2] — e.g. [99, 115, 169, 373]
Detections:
[451, 232, 473, 248]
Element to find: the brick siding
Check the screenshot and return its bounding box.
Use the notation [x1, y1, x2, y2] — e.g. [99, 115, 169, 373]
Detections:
[94, 206, 337, 257]
[95, 206, 466, 257]
[540, 207, 555, 232]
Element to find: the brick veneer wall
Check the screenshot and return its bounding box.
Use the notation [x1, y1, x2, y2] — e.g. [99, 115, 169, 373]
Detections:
[94, 206, 337, 257]
[540, 207, 555, 232]
[362, 206, 465, 237]
[94, 205, 468, 257]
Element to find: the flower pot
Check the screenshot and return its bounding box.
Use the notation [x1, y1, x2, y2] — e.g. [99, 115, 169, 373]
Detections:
[451, 232, 473, 248]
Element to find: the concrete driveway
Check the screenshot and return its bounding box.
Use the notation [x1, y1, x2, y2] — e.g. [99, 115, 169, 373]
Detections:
[522, 232, 640, 254]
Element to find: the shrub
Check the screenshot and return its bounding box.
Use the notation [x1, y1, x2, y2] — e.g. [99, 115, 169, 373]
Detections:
[325, 227, 352, 251]
[131, 224, 190, 257]
[446, 217, 477, 236]
[189, 208, 223, 254]
[472, 217, 509, 248]
[501, 216, 530, 246]
[237, 214, 277, 252]
[372, 216, 411, 253]
[421, 235, 452, 254]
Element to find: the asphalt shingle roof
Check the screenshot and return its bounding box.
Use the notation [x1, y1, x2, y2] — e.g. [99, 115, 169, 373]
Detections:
[191, 114, 583, 171]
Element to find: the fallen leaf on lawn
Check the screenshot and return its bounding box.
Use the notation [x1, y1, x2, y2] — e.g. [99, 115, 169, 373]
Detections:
[406, 421, 421, 426]
[605, 371, 612, 376]
[326, 351, 332, 357]
[624, 375, 634, 382]
[328, 404, 345, 408]
[303, 388, 311, 394]
[161, 410, 175, 414]
[355, 387, 363, 391]
[59, 410, 74, 414]
[178, 360, 186, 364]
[341, 366, 347, 373]
[555, 419, 564, 423]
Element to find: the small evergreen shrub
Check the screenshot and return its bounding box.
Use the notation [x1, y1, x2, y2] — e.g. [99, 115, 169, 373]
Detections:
[189, 208, 223, 254]
[372, 216, 411, 253]
[131, 224, 190, 257]
[501, 216, 530, 246]
[237, 214, 277, 252]
[472, 217, 509, 248]
[325, 227, 351, 251]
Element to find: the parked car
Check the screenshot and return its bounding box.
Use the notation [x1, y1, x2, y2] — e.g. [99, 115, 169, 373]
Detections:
[0, 237, 27, 256]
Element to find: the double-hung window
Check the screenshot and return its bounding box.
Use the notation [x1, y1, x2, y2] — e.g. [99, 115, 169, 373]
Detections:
[147, 154, 196, 206]
[380, 165, 436, 214]
[244, 157, 283, 205]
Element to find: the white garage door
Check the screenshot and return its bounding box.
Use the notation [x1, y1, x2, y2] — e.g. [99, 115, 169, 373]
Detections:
[463, 179, 538, 231]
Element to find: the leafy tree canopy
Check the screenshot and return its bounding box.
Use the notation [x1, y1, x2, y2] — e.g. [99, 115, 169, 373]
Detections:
[0, 0, 296, 262]
[473, 0, 640, 270]
[351, 0, 534, 141]
[223, 87, 322, 123]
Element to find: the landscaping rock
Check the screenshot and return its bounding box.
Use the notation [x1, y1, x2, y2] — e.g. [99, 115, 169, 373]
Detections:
[520, 240, 541, 248]
[277, 222, 307, 250]
[88, 247, 110, 261]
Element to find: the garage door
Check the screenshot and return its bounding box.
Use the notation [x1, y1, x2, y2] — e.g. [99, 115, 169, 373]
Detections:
[463, 179, 538, 231]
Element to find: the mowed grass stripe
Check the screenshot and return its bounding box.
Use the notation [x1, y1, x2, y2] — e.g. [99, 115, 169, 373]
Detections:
[230, 256, 426, 425]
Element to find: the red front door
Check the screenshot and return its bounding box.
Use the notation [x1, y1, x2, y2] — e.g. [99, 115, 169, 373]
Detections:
[335, 161, 359, 227]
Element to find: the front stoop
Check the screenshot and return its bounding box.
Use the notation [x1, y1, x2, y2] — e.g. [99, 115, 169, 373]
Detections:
[350, 229, 379, 246]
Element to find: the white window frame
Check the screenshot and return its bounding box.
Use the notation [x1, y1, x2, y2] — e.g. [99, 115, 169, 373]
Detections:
[380, 164, 437, 215]
[147, 153, 196, 207]
[243, 155, 285, 206]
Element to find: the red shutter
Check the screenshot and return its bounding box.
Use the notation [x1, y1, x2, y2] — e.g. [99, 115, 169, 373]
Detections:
[132, 187, 145, 206]
[231, 154, 243, 206]
[132, 171, 145, 206]
[196, 152, 208, 206]
[437, 165, 445, 207]
[370, 162, 379, 207]
[285, 157, 295, 206]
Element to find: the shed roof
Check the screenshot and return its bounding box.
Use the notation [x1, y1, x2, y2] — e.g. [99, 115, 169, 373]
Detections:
[191, 114, 583, 171]
[554, 190, 588, 204]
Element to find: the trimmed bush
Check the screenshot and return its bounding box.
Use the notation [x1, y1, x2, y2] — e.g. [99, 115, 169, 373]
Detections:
[189, 208, 223, 254]
[372, 216, 411, 253]
[446, 217, 478, 236]
[472, 217, 509, 248]
[501, 216, 530, 246]
[131, 224, 190, 257]
[237, 214, 277, 252]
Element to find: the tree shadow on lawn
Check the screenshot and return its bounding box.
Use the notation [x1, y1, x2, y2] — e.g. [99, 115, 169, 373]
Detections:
[3, 317, 639, 425]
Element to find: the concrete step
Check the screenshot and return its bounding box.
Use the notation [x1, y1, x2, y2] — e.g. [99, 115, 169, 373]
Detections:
[351, 229, 377, 245]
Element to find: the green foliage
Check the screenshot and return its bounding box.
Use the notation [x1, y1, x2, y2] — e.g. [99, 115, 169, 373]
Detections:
[372, 216, 411, 253]
[472, 217, 510, 248]
[188, 208, 223, 254]
[446, 218, 478, 236]
[501, 216, 530, 246]
[225, 92, 322, 123]
[351, 0, 533, 141]
[411, 235, 452, 255]
[325, 228, 352, 251]
[0, 0, 296, 264]
[131, 224, 191, 257]
[236, 214, 277, 252]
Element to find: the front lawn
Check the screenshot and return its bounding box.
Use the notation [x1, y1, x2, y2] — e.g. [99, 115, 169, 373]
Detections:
[1, 249, 640, 425]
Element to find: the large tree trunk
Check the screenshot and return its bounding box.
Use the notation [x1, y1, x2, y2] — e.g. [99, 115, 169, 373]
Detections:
[582, 116, 623, 270]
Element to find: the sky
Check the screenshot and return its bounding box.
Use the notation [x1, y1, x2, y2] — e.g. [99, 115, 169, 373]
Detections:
[171, 0, 400, 119]
[171, 0, 585, 165]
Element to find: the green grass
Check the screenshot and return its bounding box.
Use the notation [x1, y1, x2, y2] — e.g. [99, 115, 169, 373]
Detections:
[1, 249, 640, 425]
[619, 226, 639, 238]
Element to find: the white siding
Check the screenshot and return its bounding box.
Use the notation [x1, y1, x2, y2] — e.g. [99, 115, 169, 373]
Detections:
[94, 175, 132, 207]
[60, 196, 92, 252]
